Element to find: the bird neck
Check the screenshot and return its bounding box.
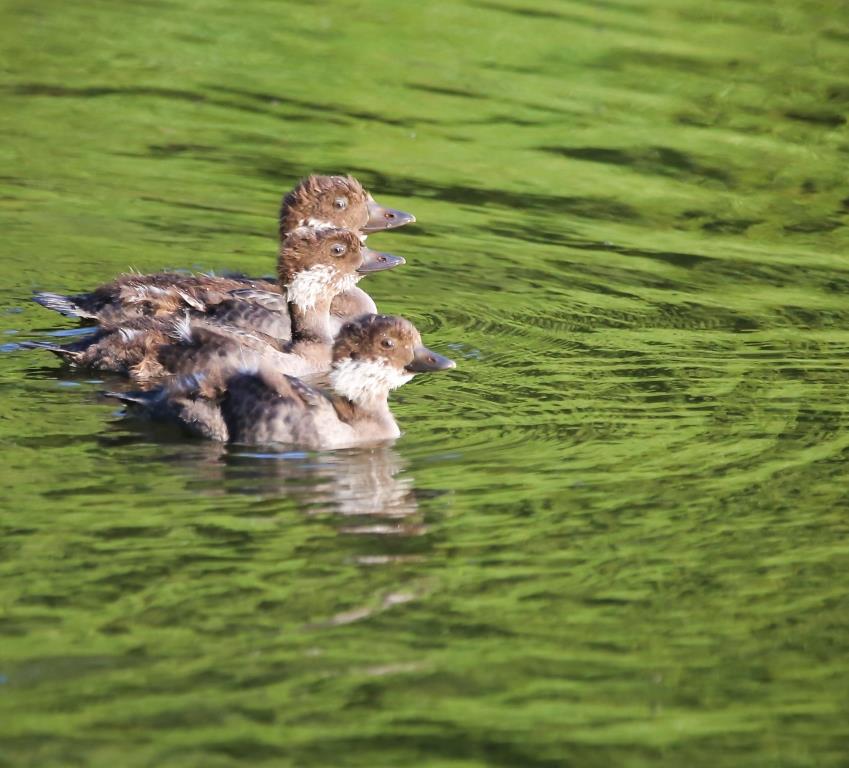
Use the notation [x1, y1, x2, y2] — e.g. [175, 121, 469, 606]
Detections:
[288, 297, 333, 344]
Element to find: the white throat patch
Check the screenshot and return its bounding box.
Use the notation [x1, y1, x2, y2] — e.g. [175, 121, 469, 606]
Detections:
[286, 266, 358, 309]
[329, 358, 414, 406]
[286, 264, 335, 310]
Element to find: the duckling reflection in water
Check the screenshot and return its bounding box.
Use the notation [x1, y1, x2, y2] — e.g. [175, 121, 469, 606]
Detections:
[107, 314, 456, 451]
[162, 441, 424, 526]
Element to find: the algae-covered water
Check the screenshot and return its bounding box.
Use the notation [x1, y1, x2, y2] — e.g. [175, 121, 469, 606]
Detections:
[1, 1, 849, 765]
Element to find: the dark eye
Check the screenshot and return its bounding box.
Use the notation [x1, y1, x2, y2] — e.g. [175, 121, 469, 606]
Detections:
[331, 243, 347, 257]
[334, 197, 348, 210]
[381, 338, 395, 349]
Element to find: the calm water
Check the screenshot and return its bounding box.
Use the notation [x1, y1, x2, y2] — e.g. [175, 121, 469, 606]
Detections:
[2, 1, 849, 765]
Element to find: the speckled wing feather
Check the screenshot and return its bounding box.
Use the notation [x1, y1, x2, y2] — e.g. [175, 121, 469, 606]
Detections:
[150, 321, 269, 388]
[221, 371, 331, 447]
[76, 273, 212, 322]
[23, 322, 168, 375]
[206, 295, 292, 341]
[81, 324, 169, 374]
[227, 287, 287, 308]
[36, 272, 264, 325]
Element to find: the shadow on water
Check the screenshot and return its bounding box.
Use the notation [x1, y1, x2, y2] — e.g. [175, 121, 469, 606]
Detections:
[9, 82, 445, 129]
[540, 145, 735, 185]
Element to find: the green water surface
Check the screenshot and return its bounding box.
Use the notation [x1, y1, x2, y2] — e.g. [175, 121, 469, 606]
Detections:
[1, 0, 849, 765]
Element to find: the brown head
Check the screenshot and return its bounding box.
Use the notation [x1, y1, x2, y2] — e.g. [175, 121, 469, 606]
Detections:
[329, 314, 455, 406]
[278, 228, 404, 309]
[279, 175, 415, 237]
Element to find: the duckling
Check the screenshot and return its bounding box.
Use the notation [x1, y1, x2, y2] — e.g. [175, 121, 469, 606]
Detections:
[107, 314, 456, 449]
[24, 228, 403, 385]
[34, 174, 414, 327]
[279, 174, 414, 236]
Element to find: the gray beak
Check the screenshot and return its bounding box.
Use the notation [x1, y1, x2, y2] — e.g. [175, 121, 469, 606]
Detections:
[363, 199, 416, 233]
[357, 247, 406, 274]
[405, 346, 456, 373]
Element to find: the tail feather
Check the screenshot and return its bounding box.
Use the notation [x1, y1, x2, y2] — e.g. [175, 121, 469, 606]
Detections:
[33, 292, 96, 320]
[19, 341, 82, 363]
[104, 373, 206, 409]
[103, 390, 160, 408]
